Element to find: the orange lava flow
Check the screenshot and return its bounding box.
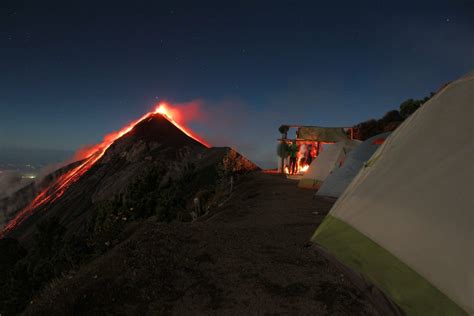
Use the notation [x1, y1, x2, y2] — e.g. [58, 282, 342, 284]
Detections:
[0, 103, 210, 237]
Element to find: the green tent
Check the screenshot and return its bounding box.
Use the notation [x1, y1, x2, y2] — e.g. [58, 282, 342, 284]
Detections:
[312, 71, 474, 315]
[298, 140, 360, 189]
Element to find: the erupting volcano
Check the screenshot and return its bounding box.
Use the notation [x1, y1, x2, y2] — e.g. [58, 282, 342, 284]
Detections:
[1, 103, 211, 238]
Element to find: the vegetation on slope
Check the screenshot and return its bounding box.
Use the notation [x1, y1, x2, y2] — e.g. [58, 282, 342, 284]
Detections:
[0, 150, 254, 315]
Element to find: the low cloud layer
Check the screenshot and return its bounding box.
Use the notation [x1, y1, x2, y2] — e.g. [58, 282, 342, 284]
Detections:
[0, 171, 30, 200]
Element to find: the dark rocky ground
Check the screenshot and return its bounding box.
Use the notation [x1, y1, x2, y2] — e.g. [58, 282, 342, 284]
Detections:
[24, 172, 378, 315]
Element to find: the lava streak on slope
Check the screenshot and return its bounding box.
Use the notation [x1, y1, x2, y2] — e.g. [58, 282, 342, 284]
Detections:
[0, 103, 210, 237]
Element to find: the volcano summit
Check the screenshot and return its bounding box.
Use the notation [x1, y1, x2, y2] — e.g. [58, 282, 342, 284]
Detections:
[1, 105, 257, 243]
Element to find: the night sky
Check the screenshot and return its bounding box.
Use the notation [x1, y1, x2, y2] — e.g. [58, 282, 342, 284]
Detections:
[1, 0, 473, 167]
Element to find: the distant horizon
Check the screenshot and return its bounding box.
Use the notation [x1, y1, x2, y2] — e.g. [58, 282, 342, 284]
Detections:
[0, 145, 74, 167]
[0, 74, 463, 170]
[1, 1, 472, 168]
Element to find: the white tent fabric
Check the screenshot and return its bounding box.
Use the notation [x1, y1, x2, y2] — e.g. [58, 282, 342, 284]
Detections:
[313, 71, 474, 314]
[316, 132, 391, 198]
[298, 140, 360, 189]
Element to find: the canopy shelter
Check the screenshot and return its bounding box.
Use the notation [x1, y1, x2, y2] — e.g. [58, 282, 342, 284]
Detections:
[277, 125, 353, 174]
[297, 126, 351, 142]
[298, 139, 360, 189]
[312, 71, 474, 315]
[316, 132, 391, 198]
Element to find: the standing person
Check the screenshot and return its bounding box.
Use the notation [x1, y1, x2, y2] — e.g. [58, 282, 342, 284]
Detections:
[298, 143, 307, 169]
[289, 141, 298, 175]
[306, 144, 313, 165]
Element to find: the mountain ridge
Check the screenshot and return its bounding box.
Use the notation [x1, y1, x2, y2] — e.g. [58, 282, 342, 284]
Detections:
[2, 113, 257, 243]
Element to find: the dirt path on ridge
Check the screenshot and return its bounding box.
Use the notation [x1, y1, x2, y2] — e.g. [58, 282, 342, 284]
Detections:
[26, 172, 378, 315]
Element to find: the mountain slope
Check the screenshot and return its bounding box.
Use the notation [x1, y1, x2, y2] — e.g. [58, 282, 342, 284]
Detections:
[0, 111, 259, 314]
[3, 113, 257, 243]
[0, 161, 83, 231]
[23, 173, 377, 315]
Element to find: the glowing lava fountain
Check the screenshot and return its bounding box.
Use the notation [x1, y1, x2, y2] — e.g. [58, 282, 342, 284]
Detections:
[1, 103, 210, 237]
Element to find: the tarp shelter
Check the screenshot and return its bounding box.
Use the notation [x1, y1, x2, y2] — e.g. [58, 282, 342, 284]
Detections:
[277, 125, 353, 174]
[298, 139, 361, 189]
[312, 71, 474, 315]
[316, 132, 391, 198]
[297, 127, 349, 142]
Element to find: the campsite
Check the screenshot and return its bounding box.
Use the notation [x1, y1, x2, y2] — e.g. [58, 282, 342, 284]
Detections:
[1, 1, 472, 315]
[1, 71, 471, 315]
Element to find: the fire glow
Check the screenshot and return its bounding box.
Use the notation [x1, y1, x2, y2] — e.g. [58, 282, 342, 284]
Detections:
[300, 165, 309, 172]
[0, 103, 210, 237]
[285, 163, 310, 175]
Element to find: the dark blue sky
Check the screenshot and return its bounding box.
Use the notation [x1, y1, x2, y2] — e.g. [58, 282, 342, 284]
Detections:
[1, 0, 473, 166]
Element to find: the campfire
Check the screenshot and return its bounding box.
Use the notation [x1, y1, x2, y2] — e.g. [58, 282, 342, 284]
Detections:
[283, 151, 311, 175]
[300, 164, 310, 173]
[277, 124, 354, 177]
